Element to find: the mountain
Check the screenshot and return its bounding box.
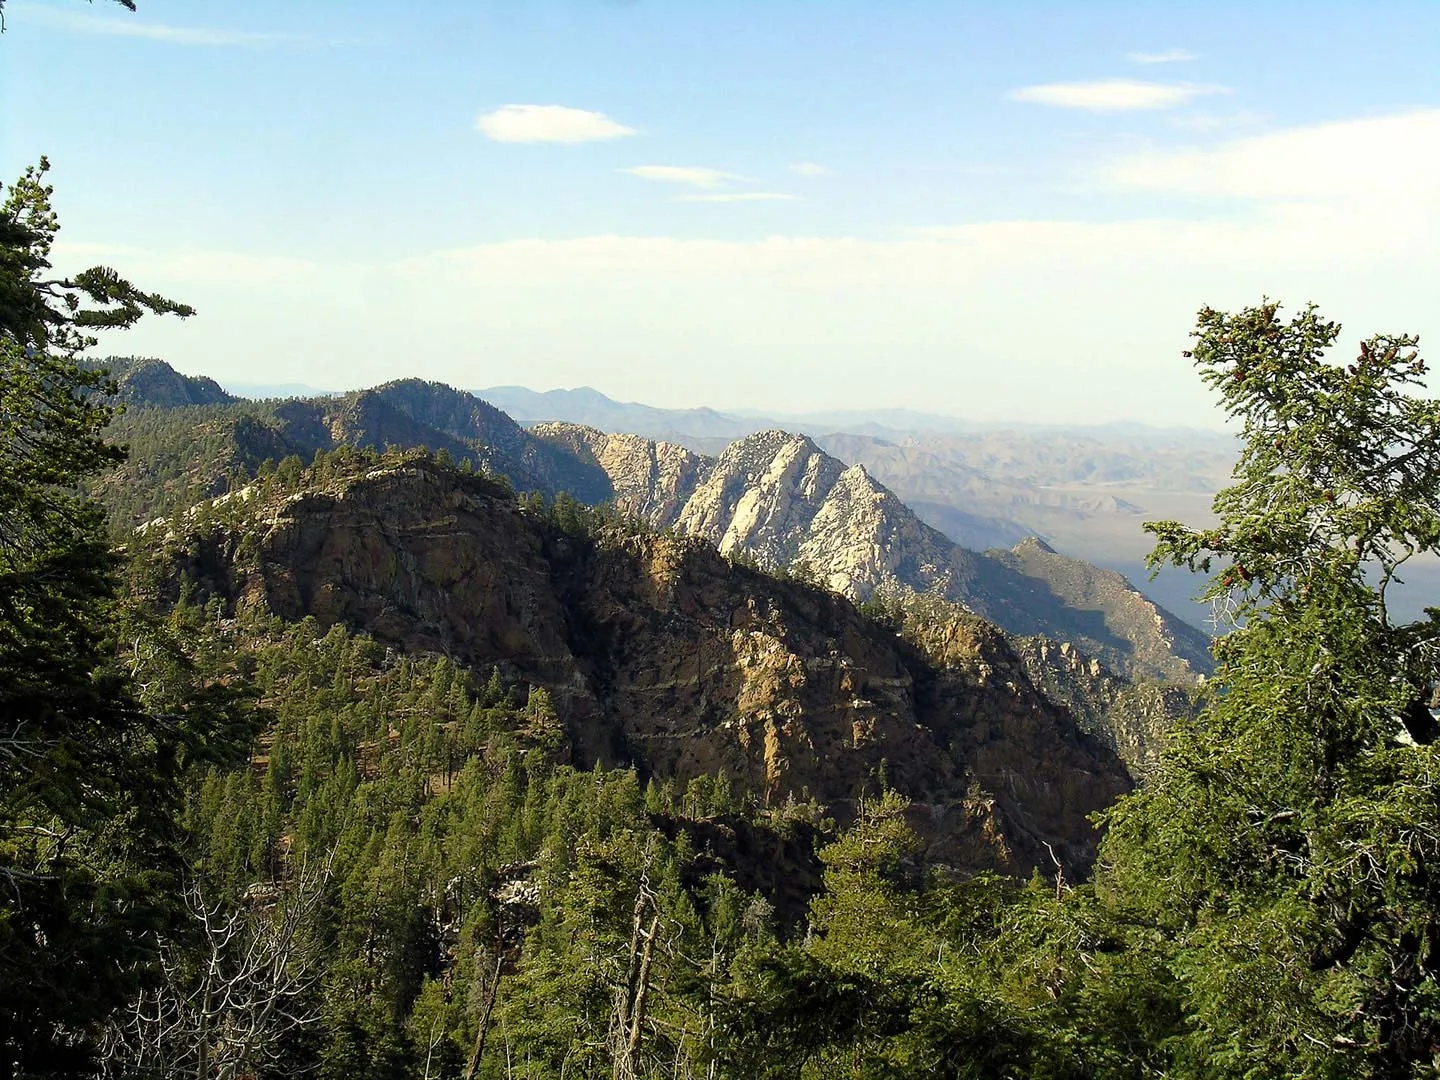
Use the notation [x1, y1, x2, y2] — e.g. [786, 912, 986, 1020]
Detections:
[149, 454, 1131, 877]
[364, 380, 612, 503]
[535, 424, 1212, 684]
[475, 384, 1237, 631]
[1009, 635, 1198, 774]
[806, 429, 1236, 630]
[92, 371, 613, 527]
[87, 356, 236, 408]
[92, 361, 1208, 690]
[475, 385, 760, 443]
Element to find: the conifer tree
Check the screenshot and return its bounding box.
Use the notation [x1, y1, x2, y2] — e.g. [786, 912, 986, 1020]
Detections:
[1101, 302, 1440, 1077]
[0, 161, 199, 1074]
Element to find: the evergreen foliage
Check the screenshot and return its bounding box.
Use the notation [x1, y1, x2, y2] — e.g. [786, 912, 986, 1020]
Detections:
[0, 160, 245, 1076]
[1099, 302, 1440, 1076]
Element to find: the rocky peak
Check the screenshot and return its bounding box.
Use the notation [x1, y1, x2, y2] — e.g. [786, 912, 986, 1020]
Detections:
[531, 422, 703, 523]
[1018, 536, 1058, 555]
[531, 422, 1211, 685]
[676, 431, 844, 565]
[88, 356, 236, 408]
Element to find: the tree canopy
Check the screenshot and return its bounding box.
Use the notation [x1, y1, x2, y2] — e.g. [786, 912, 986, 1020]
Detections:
[0, 160, 224, 1077]
[1100, 301, 1440, 1077]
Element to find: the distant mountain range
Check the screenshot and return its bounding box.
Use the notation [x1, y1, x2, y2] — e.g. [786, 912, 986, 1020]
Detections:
[475, 384, 1232, 444]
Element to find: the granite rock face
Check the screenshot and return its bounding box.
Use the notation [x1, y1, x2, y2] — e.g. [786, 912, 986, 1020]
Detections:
[534, 424, 1211, 684]
[1010, 636, 1199, 776]
[537, 425, 703, 523]
[165, 459, 1131, 879]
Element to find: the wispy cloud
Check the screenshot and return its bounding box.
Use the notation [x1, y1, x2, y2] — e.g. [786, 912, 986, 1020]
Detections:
[1169, 109, 1267, 133]
[82, 106, 1440, 429]
[676, 192, 798, 203]
[622, 166, 747, 188]
[789, 162, 833, 177]
[1127, 48, 1198, 64]
[476, 104, 637, 144]
[1011, 78, 1228, 112]
[1107, 109, 1440, 201]
[16, 7, 289, 45]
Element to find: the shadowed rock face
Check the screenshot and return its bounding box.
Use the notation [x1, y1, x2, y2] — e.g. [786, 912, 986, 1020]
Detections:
[535, 424, 1212, 683]
[164, 459, 1130, 879]
[538, 426, 704, 524]
[993, 537, 1213, 684]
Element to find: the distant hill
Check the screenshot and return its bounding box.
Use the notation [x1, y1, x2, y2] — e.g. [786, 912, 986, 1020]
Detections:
[474, 385, 760, 443]
[85, 356, 236, 408]
[91, 366, 612, 526]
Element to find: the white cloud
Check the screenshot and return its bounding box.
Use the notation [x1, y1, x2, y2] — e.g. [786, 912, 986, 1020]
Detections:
[80, 205, 1438, 428]
[1107, 109, 1440, 201]
[1168, 109, 1267, 133]
[1127, 48, 1198, 64]
[475, 104, 636, 144]
[52, 242, 323, 284]
[1010, 78, 1228, 112]
[621, 165, 746, 188]
[676, 193, 798, 203]
[789, 162, 834, 177]
[16, 7, 286, 45]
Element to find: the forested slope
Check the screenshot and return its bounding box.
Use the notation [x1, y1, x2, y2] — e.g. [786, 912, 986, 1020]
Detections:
[146, 449, 1130, 877]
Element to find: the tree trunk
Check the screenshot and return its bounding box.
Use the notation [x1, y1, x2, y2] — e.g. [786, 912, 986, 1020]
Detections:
[464, 949, 505, 1080]
[625, 912, 661, 1064]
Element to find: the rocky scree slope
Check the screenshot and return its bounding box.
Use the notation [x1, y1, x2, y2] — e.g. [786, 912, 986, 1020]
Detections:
[537, 423, 1211, 685]
[1008, 636, 1198, 775]
[152, 457, 1131, 878]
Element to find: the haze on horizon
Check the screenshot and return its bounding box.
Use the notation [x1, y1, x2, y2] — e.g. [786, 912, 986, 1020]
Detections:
[3, 0, 1438, 428]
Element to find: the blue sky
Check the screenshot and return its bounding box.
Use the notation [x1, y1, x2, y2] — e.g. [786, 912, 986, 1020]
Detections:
[4, 0, 1439, 426]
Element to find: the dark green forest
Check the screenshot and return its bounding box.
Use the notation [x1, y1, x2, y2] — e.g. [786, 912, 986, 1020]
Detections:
[4, 151, 1440, 1080]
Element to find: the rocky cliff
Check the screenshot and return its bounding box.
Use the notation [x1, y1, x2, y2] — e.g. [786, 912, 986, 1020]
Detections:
[535, 423, 1211, 684]
[155, 457, 1131, 878]
[1010, 636, 1199, 775]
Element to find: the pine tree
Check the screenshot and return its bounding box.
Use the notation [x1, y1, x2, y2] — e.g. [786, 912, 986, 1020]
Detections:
[1101, 302, 1440, 1077]
[0, 160, 199, 1075]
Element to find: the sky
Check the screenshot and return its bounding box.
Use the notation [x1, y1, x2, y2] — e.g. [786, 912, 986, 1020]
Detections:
[3, 0, 1439, 427]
